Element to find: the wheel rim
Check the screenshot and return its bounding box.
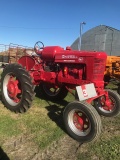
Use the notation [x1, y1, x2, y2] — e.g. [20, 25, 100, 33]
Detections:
[3, 73, 22, 106]
[43, 84, 61, 97]
[68, 109, 91, 136]
[97, 95, 116, 113]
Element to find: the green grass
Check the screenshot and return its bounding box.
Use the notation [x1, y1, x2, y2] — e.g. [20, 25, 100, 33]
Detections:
[0, 92, 74, 149]
[90, 137, 120, 160]
[0, 114, 21, 138]
[77, 137, 120, 160]
[77, 81, 120, 159]
[0, 84, 119, 159]
[77, 115, 120, 160]
[77, 136, 120, 160]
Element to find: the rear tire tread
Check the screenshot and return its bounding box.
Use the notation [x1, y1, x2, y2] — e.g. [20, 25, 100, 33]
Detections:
[1, 63, 35, 113]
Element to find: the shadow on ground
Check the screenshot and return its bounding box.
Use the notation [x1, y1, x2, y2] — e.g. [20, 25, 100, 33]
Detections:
[45, 99, 69, 135]
[35, 85, 71, 134]
[0, 147, 10, 160]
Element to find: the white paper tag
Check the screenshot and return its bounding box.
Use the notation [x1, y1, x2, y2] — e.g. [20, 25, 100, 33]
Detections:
[76, 83, 97, 101]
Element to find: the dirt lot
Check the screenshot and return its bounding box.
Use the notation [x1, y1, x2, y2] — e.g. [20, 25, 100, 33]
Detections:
[1, 133, 81, 160]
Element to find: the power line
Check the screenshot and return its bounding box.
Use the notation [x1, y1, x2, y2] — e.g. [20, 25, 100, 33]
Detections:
[0, 25, 73, 30]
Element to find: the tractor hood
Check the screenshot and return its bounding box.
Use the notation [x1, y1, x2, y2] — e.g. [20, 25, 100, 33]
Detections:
[41, 46, 107, 63]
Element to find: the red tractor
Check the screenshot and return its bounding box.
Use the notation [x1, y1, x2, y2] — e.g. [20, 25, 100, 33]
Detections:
[1, 41, 120, 143]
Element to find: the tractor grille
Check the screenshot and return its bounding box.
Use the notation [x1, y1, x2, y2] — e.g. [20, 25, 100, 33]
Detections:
[93, 58, 106, 80]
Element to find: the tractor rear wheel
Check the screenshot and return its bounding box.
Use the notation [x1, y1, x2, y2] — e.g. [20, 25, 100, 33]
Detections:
[35, 83, 68, 101]
[1, 63, 35, 113]
[94, 89, 120, 117]
[63, 101, 102, 143]
[117, 85, 120, 95]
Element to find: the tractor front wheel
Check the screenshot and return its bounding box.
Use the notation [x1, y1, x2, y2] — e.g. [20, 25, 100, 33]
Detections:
[94, 89, 120, 117]
[63, 101, 102, 143]
[1, 63, 35, 113]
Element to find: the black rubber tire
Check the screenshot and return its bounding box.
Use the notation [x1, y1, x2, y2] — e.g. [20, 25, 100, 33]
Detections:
[35, 83, 68, 101]
[117, 85, 120, 95]
[94, 89, 120, 117]
[1, 63, 35, 113]
[104, 75, 111, 87]
[63, 101, 102, 143]
[104, 75, 111, 83]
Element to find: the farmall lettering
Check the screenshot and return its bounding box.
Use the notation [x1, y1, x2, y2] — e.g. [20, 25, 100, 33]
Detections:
[62, 55, 78, 59]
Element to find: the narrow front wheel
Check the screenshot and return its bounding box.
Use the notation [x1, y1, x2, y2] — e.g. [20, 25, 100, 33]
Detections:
[63, 101, 102, 143]
[94, 89, 120, 117]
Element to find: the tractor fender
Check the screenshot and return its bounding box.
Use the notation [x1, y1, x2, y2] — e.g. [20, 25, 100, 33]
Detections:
[18, 55, 35, 70]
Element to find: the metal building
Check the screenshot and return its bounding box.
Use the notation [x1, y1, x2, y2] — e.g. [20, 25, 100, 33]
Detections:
[71, 25, 120, 56]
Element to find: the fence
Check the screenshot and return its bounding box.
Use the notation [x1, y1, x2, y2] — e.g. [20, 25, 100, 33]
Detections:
[0, 43, 34, 66]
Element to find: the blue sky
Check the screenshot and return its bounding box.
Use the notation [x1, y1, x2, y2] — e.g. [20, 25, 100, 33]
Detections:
[0, 0, 120, 48]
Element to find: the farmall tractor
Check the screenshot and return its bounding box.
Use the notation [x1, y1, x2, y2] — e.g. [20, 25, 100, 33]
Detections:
[1, 41, 120, 143]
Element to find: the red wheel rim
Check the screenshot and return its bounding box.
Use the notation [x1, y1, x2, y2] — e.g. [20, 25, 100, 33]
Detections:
[68, 109, 91, 136]
[3, 73, 22, 106]
[73, 112, 89, 131]
[99, 96, 115, 111]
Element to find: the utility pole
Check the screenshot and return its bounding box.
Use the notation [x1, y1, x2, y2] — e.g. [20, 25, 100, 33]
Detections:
[78, 22, 86, 51]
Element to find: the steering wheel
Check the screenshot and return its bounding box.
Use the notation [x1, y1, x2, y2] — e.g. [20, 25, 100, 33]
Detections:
[34, 41, 44, 53]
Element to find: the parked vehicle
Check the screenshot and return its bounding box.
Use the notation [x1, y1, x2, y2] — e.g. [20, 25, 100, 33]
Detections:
[104, 56, 120, 94]
[1, 41, 120, 143]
